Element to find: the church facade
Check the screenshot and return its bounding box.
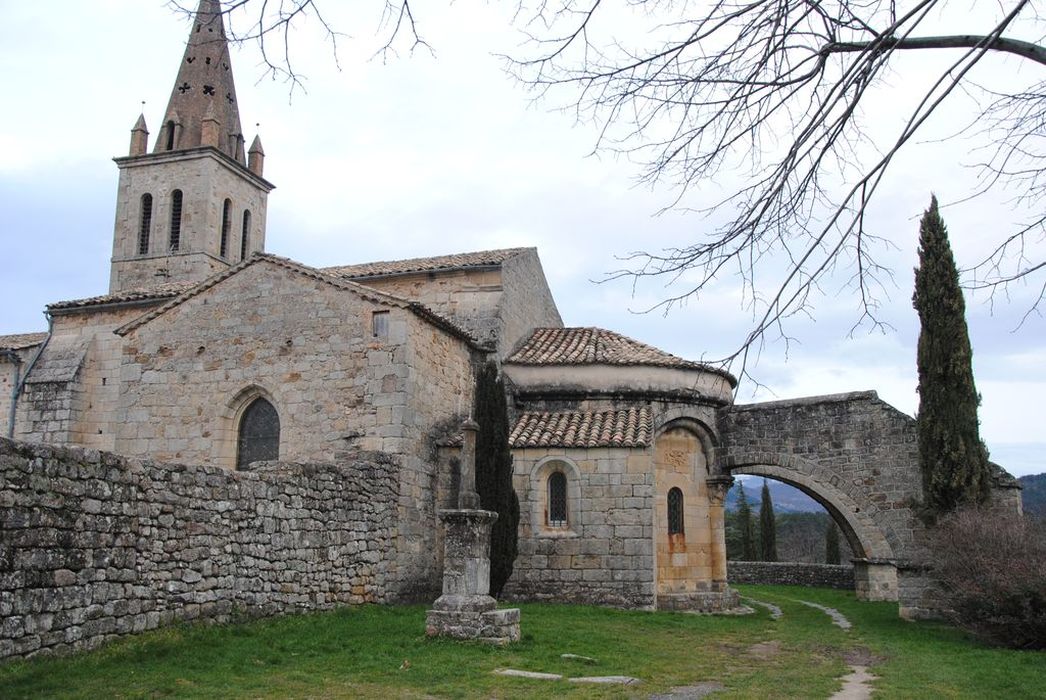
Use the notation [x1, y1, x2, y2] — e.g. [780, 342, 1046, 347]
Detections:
[8, 1, 1018, 621]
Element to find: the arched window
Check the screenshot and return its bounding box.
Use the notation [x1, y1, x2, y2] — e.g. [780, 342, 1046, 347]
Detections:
[668, 487, 685, 535]
[219, 199, 232, 258]
[236, 397, 280, 469]
[240, 209, 251, 260]
[137, 193, 153, 255]
[169, 189, 183, 251]
[548, 471, 568, 527]
[165, 120, 176, 151]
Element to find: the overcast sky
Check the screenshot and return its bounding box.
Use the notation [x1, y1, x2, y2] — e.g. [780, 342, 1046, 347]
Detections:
[0, 2, 1042, 476]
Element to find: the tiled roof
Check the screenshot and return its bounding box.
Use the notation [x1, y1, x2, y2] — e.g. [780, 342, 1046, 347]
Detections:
[507, 327, 710, 371]
[509, 407, 652, 448]
[0, 332, 48, 351]
[48, 281, 198, 310]
[323, 248, 530, 279]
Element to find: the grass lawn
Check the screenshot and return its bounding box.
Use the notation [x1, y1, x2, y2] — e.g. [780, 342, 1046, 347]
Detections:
[1, 585, 1043, 698]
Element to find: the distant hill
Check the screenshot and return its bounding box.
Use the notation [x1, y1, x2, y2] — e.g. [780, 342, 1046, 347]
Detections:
[1020, 473, 1046, 518]
[725, 479, 823, 514]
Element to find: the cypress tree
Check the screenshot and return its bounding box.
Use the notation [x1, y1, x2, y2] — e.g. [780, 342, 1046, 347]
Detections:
[913, 196, 991, 514]
[737, 484, 756, 561]
[825, 521, 841, 565]
[473, 361, 520, 598]
[758, 479, 777, 562]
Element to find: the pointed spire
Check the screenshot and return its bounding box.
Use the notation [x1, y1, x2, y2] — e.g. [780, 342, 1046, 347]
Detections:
[248, 134, 265, 176]
[154, 0, 244, 161]
[129, 114, 149, 156]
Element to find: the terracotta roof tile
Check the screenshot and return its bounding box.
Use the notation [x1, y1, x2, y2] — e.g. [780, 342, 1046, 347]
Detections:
[509, 407, 652, 448]
[323, 248, 530, 279]
[48, 281, 198, 310]
[507, 327, 711, 370]
[0, 332, 48, 351]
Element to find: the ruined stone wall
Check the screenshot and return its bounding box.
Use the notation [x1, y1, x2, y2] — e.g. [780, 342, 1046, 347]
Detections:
[727, 561, 855, 589]
[0, 438, 397, 661]
[504, 446, 656, 608]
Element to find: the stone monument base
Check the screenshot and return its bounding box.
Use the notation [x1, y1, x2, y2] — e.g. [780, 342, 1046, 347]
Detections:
[425, 507, 521, 644]
[426, 596, 521, 645]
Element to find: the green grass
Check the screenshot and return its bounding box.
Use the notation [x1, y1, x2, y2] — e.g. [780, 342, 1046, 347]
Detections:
[1, 585, 1043, 698]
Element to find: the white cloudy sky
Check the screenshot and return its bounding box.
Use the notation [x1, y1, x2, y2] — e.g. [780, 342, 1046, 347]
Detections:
[0, 2, 1042, 476]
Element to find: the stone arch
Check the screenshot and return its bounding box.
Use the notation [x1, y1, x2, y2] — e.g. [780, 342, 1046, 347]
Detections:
[215, 384, 282, 468]
[716, 450, 896, 562]
[655, 410, 718, 454]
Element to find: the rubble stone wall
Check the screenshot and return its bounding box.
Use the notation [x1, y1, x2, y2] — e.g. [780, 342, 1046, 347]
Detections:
[0, 439, 397, 661]
[727, 561, 855, 589]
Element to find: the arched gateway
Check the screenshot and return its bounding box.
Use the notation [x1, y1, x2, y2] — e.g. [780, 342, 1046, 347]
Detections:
[715, 391, 1021, 616]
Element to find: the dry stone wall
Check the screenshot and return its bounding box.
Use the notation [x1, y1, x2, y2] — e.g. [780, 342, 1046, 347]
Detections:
[0, 438, 398, 661]
[727, 561, 855, 589]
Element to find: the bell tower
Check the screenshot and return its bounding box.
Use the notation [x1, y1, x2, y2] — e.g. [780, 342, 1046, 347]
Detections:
[109, 0, 275, 294]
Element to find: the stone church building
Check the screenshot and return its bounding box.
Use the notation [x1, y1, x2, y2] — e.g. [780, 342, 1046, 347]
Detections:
[0, 0, 1023, 631]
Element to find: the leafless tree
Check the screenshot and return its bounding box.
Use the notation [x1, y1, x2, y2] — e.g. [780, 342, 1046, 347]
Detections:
[508, 1, 1046, 377]
[170, 1, 428, 88]
[173, 1, 1046, 380]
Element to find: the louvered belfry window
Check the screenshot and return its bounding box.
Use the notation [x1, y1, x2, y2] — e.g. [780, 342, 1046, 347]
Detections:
[668, 487, 685, 535]
[219, 199, 232, 258]
[138, 193, 153, 255]
[237, 397, 280, 469]
[548, 471, 568, 527]
[240, 209, 251, 260]
[169, 189, 183, 251]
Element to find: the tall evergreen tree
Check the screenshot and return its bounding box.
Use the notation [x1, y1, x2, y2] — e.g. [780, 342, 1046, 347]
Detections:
[913, 196, 991, 514]
[759, 479, 777, 562]
[825, 522, 841, 565]
[737, 484, 756, 561]
[473, 361, 520, 597]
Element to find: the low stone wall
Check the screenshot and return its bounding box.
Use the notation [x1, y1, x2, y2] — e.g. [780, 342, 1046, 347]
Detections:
[727, 561, 855, 589]
[0, 438, 398, 661]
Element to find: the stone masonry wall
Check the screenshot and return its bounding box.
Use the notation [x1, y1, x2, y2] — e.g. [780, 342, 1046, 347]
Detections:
[504, 446, 656, 608]
[113, 261, 425, 467]
[727, 561, 855, 589]
[0, 438, 397, 661]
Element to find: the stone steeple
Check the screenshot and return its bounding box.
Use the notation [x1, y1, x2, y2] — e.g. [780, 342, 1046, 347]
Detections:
[108, 0, 274, 294]
[154, 0, 245, 162]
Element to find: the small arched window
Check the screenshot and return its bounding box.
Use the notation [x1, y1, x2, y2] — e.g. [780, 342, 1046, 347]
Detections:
[219, 199, 232, 258]
[668, 487, 684, 535]
[548, 471, 568, 527]
[138, 193, 153, 255]
[169, 189, 183, 251]
[240, 209, 251, 260]
[236, 397, 280, 469]
[165, 120, 176, 151]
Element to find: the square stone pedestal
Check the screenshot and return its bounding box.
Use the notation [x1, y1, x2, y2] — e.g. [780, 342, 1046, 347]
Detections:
[425, 509, 520, 644]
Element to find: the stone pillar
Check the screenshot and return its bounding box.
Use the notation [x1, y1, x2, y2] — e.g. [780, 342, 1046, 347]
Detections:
[853, 558, 899, 602]
[706, 475, 733, 589]
[425, 420, 520, 644]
